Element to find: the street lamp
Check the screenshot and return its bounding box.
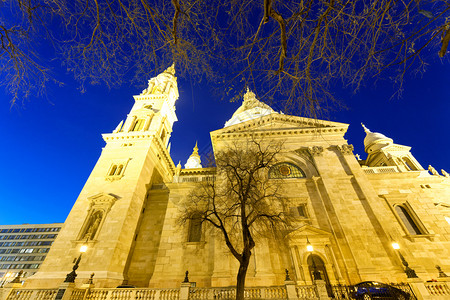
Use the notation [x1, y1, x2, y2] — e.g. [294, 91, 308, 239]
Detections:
[64, 243, 88, 283]
[391, 242, 418, 278]
[306, 237, 322, 280]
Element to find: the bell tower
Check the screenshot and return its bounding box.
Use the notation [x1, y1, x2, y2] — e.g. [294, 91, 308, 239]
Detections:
[26, 65, 179, 288]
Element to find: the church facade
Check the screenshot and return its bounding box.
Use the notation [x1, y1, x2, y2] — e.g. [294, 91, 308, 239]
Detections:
[25, 66, 450, 289]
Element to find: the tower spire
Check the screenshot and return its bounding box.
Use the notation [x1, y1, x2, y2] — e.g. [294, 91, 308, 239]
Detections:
[361, 123, 371, 133]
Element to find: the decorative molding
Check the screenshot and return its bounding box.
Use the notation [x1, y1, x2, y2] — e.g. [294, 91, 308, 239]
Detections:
[77, 193, 118, 241]
[211, 114, 348, 140]
[294, 148, 319, 174]
[87, 193, 118, 212]
[309, 146, 324, 157]
[336, 144, 354, 155]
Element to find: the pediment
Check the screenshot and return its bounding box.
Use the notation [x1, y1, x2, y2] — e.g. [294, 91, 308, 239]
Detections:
[286, 224, 331, 240]
[211, 113, 348, 137]
[87, 193, 118, 210]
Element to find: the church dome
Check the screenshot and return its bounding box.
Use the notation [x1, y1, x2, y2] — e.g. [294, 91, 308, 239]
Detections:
[362, 123, 393, 153]
[185, 142, 202, 169]
[224, 88, 275, 127]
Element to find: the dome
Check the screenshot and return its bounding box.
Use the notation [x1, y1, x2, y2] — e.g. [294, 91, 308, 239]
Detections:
[362, 123, 393, 153]
[224, 88, 275, 127]
[185, 142, 202, 169]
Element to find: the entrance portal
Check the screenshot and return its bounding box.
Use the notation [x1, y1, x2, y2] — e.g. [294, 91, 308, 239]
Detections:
[307, 254, 332, 296]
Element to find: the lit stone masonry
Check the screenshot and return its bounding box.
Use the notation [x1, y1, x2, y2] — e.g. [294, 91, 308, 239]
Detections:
[22, 66, 450, 293]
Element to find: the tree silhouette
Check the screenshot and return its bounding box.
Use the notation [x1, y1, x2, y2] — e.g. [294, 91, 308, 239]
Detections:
[179, 139, 290, 300]
[1, 0, 449, 112]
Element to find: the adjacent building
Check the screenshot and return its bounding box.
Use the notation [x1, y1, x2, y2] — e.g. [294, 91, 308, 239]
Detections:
[0, 223, 62, 283]
[24, 65, 450, 289]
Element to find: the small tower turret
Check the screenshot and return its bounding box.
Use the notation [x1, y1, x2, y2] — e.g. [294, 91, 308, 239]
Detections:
[362, 123, 423, 171]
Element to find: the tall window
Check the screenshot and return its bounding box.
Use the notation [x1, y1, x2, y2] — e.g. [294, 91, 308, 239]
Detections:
[402, 157, 417, 171]
[131, 119, 145, 131]
[160, 129, 166, 142]
[109, 165, 117, 176]
[188, 215, 202, 242]
[395, 205, 424, 235]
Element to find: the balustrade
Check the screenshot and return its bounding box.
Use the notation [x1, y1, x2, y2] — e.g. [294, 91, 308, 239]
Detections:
[425, 281, 450, 296]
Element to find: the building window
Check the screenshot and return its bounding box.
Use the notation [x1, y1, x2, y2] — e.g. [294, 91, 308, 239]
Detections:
[130, 119, 145, 132]
[109, 165, 117, 176]
[116, 165, 124, 175]
[290, 204, 308, 219]
[188, 214, 202, 243]
[160, 128, 166, 142]
[402, 157, 418, 171]
[395, 205, 425, 235]
[269, 162, 306, 179]
[106, 160, 130, 181]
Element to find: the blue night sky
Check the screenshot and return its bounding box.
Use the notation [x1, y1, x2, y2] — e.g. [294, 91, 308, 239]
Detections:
[0, 61, 449, 225]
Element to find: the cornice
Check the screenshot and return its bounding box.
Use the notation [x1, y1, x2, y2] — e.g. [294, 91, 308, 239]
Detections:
[133, 94, 168, 101]
[102, 131, 155, 142]
[101, 131, 175, 174]
[153, 134, 176, 174]
[211, 114, 348, 139]
[180, 167, 216, 176]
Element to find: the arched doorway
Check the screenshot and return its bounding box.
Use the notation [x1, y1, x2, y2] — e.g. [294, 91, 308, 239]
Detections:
[307, 254, 332, 296]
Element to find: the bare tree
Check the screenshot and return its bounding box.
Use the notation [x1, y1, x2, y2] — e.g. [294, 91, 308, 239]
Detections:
[179, 139, 291, 300]
[1, 0, 449, 111]
[0, 0, 58, 104]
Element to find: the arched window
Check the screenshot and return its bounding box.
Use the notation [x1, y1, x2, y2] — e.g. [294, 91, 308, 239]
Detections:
[402, 157, 418, 171]
[160, 129, 166, 142]
[395, 205, 424, 235]
[131, 119, 145, 131]
[109, 165, 117, 176]
[269, 162, 306, 179]
[116, 165, 124, 175]
[188, 214, 202, 242]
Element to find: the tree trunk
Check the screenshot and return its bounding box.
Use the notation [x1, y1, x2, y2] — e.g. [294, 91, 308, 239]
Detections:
[236, 254, 251, 300]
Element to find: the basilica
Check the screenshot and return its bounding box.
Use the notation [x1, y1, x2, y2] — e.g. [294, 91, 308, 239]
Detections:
[25, 65, 450, 289]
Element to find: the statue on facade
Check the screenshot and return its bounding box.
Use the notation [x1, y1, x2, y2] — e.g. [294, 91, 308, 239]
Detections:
[441, 169, 450, 178]
[428, 165, 439, 176]
[82, 211, 102, 240]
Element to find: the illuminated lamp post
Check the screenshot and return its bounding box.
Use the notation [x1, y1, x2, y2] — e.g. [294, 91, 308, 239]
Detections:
[392, 242, 418, 278]
[64, 243, 88, 283]
[306, 237, 322, 280]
